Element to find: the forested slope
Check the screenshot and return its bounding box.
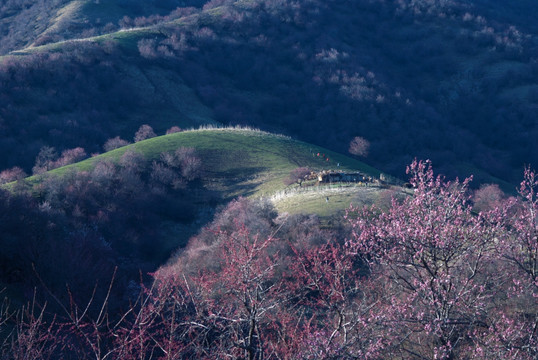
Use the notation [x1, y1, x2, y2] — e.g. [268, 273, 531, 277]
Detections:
[1, 0, 537, 185]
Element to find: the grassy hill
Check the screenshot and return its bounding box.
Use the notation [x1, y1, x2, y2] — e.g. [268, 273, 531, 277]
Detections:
[9, 127, 388, 262]
[1, 2, 536, 353]
[18, 126, 392, 221]
[28, 126, 383, 198]
[1, 127, 389, 313]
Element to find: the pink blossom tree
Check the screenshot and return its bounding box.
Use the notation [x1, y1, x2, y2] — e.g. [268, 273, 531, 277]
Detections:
[472, 183, 507, 213]
[347, 159, 506, 359]
[6, 301, 63, 359]
[476, 167, 538, 359]
[506, 167, 538, 290]
[154, 224, 287, 359]
[285, 241, 389, 358]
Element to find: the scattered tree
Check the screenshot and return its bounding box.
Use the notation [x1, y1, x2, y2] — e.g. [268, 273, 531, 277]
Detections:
[32, 146, 58, 174]
[134, 124, 157, 143]
[165, 126, 182, 134]
[55, 147, 87, 167]
[473, 183, 506, 213]
[138, 39, 158, 59]
[31, 146, 87, 174]
[173, 147, 202, 181]
[119, 149, 146, 173]
[349, 136, 370, 158]
[284, 167, 311, 186]
[150, 160, 182, 190]
[103, 136, 130, 152]
[0, 166, 27, 184]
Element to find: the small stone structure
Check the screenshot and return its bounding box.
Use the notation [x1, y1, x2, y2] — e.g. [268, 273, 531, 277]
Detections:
[316, 170, 371, 184]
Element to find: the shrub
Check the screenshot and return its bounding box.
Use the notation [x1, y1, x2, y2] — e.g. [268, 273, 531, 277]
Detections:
[0, 167, 27, 184]
[137, 39, 158, 59]
[103, 136, 130, 151]
[55, 147, 87, 167]
[32, 146, 58, 174]
[284, 167, 311, 186]
[133, 124, 157, 143]
[165, 126, 182, 134]
[349, 136, 370, 158]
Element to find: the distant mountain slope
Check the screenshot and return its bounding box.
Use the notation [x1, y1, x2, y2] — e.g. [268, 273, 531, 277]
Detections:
[0, 0, 71, 54]
[0, 0, 537, 186]
[0, 0, 207, 54]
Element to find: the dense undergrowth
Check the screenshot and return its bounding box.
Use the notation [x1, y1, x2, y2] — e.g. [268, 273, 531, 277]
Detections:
[0, 160, 536, 359]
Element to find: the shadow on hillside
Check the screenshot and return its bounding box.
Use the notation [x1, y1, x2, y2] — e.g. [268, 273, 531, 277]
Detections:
[208, 166, 268, 199]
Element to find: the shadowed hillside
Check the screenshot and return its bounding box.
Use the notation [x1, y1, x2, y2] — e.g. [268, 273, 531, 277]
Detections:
[0, 0, 207, 54]
[1, 0, 537, 185]
[0, 127, 383, 317]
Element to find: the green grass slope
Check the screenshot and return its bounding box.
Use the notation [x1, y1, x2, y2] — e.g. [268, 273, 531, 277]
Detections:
[22, 127, 387, 218]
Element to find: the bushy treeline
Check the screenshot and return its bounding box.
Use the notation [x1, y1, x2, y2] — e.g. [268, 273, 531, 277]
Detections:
[1, 160, 536, 359]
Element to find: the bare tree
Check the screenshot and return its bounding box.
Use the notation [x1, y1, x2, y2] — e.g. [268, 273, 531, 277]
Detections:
[134, 125, 157, 143]
[0, 167, 27, 184]
[103, 136, 130, 152]
[349, 136, 370, 158]
[284, 167, 311, 187]
[32, 146, 58, 174]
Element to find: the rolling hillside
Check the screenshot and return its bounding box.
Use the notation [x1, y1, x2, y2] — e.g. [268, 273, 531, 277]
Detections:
[12, 127, 388, 254]
[0, 2, 537, 356]
[0, 0, 537, 188]
[0, 0, 205, 54]
[25, 126, 384, 204]
[0, 127, 389, 311]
